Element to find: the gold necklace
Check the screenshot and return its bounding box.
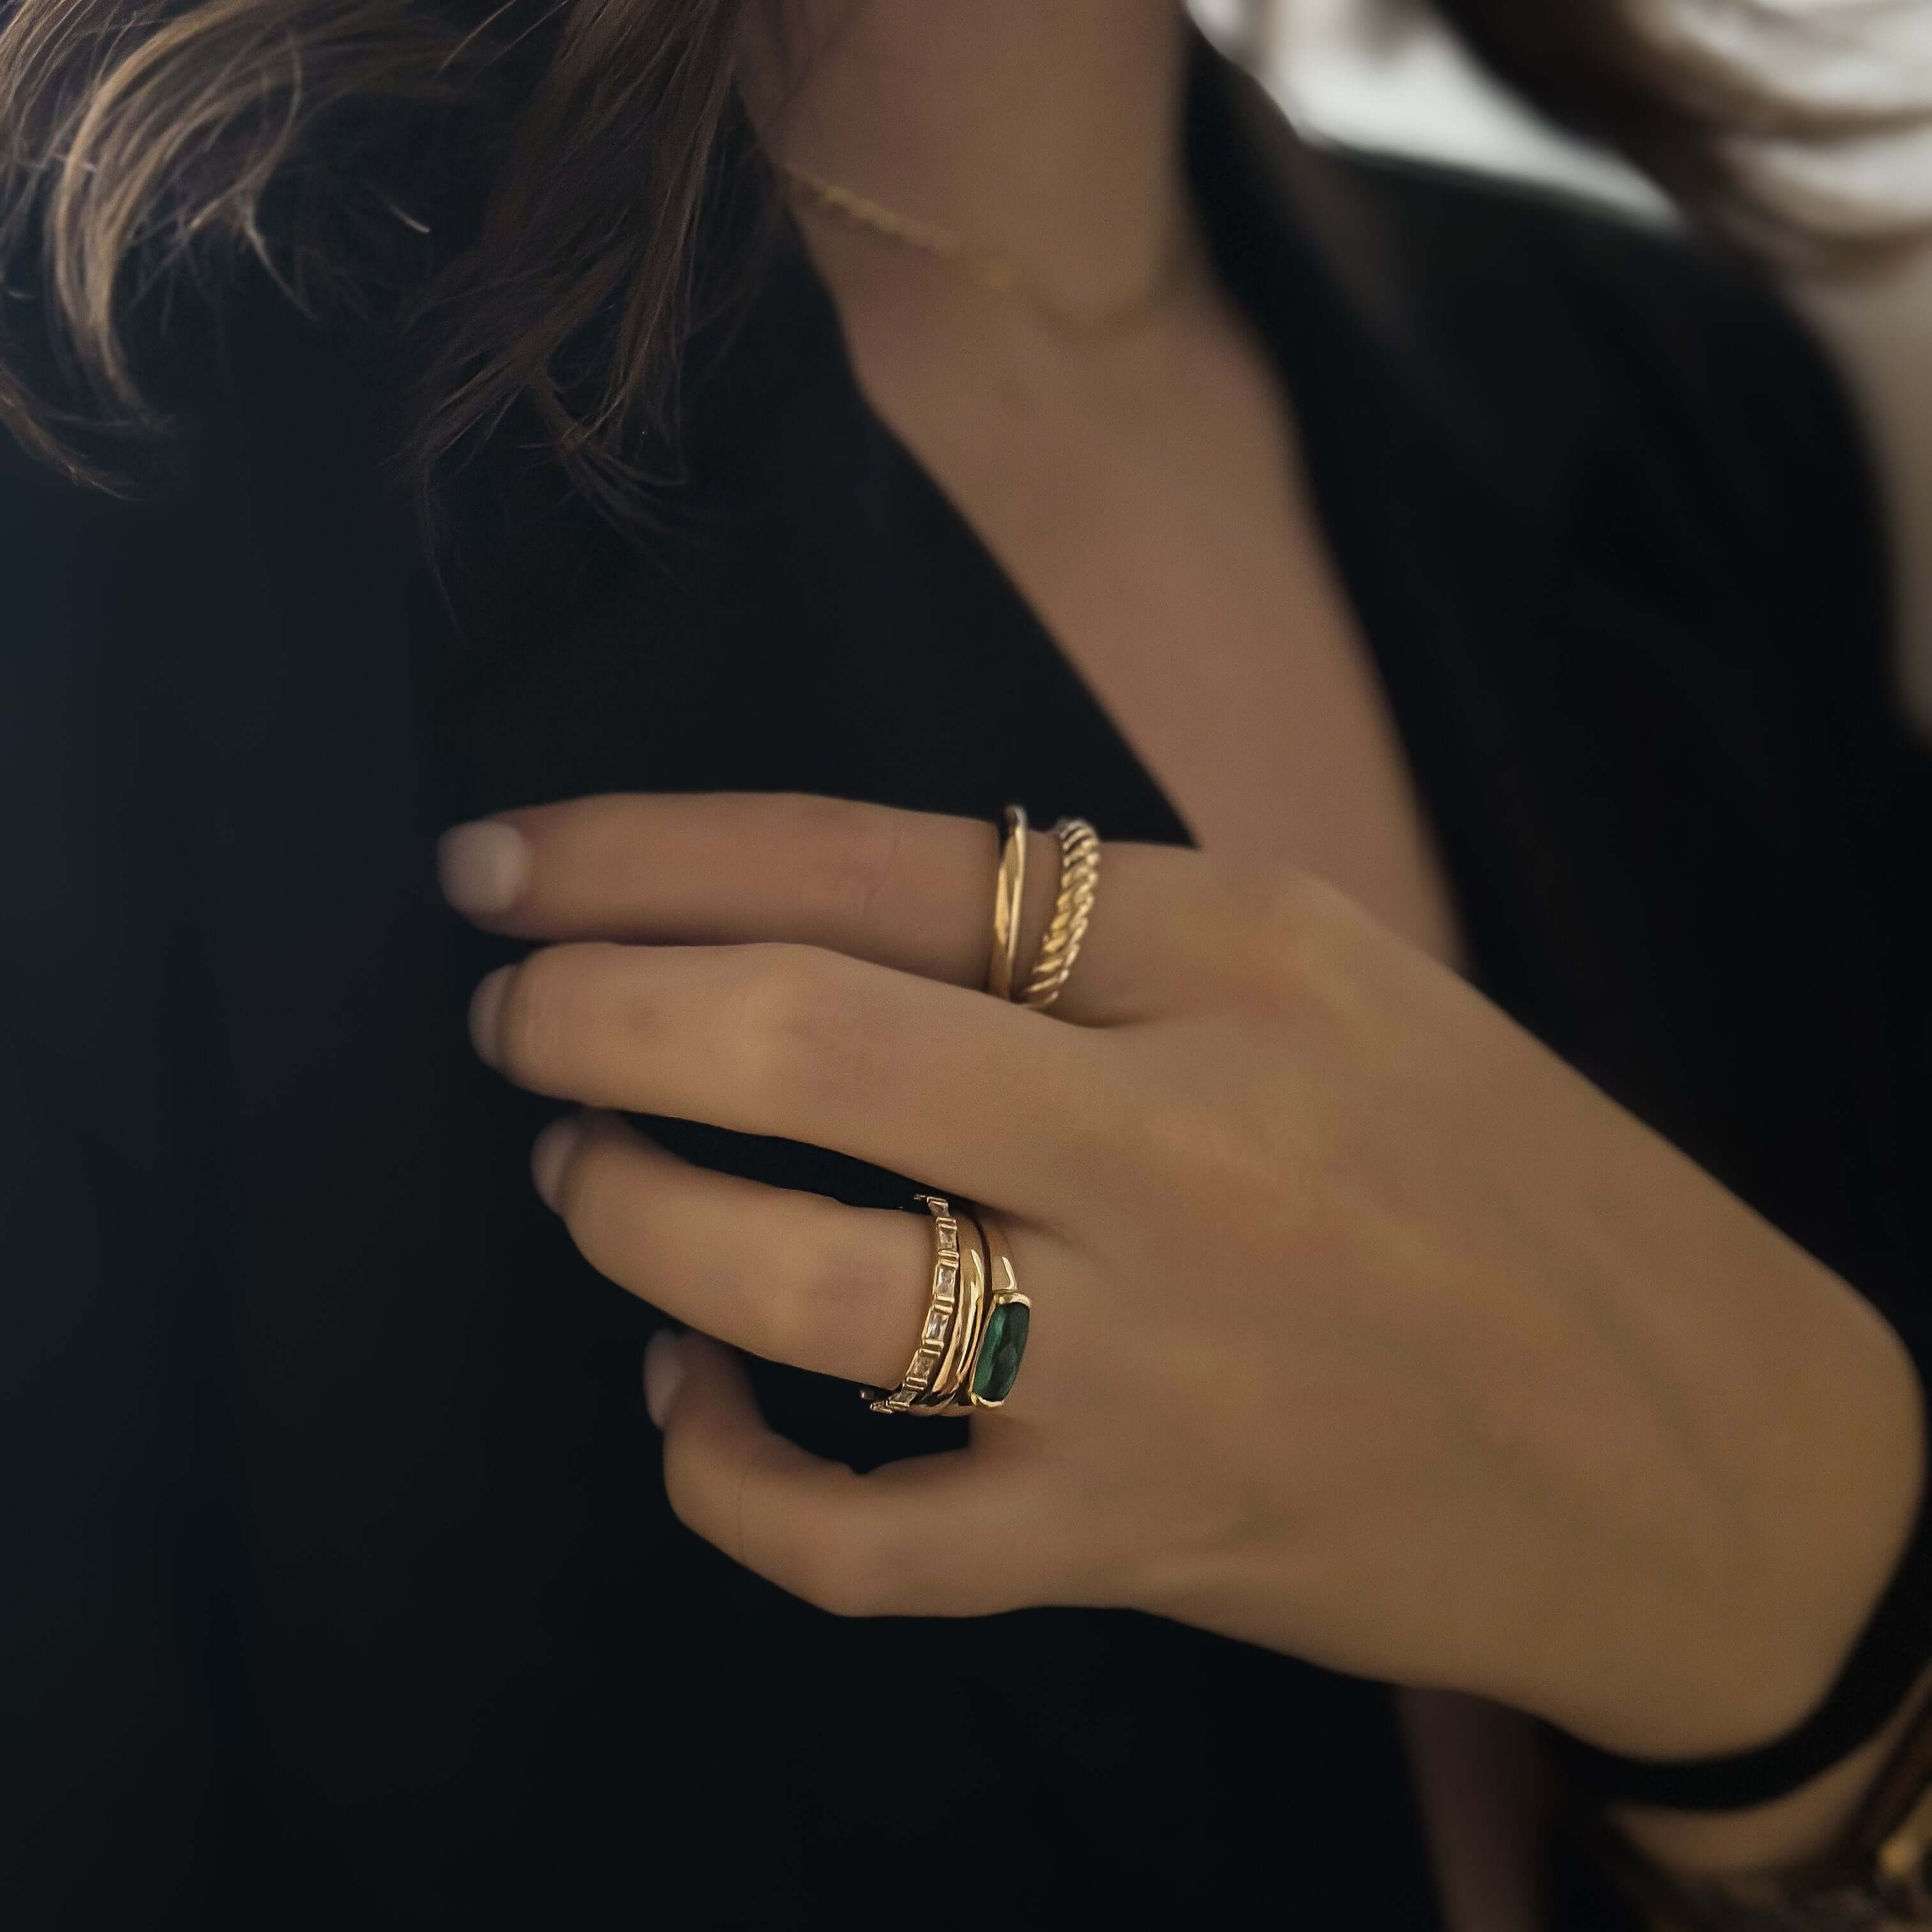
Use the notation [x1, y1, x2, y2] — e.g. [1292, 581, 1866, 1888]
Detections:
[775, 157, 1187, 341]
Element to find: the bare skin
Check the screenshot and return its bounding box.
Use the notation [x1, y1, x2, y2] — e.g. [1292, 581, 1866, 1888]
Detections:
[750, 2, 1505, 1912]
[458, 4, 1924, 1921]
[741, 0, 1929, 1915]
[445, 793, 1923, 1924]
[746, 1, 1460, 955]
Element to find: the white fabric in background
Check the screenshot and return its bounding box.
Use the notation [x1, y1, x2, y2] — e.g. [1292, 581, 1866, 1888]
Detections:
[1220, 0, 1932, 726]
[1246, 0, 1669, 215]
[1639, 0, 1932, 229]
[1647, 0, 1932, 115]
[1243, 0, 1932, 233]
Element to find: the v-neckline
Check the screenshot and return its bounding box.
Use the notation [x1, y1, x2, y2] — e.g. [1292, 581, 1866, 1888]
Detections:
[746, 40, 1533, 1002]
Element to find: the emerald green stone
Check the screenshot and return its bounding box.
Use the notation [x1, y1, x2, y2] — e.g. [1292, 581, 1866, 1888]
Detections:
[972, 1301, 1030, 1404]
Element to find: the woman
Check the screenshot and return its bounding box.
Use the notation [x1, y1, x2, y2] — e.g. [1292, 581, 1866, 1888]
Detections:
[3, 2, 1928, 1926]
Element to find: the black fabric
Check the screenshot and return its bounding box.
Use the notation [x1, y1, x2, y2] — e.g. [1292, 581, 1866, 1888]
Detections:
[3, 47, 1928, 1932]
[1557, 1451, 1932, 1809]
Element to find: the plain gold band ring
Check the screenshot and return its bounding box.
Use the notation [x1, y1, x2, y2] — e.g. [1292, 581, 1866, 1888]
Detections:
[986, 805, 1028, 1001]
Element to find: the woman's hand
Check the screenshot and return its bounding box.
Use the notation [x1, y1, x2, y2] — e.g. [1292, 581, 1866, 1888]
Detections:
[440, 792, 1921, 1765]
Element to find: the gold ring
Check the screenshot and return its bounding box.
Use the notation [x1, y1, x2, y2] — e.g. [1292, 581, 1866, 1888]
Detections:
[965, 1209, 1031, 1407]
[985, 805, 1028, 1001]
[864, 1199, 1016, 1415]
[864, 1195, 963, 1414]
[924, 1215, 987, 1409]
[1020, 817, 1100, 1011]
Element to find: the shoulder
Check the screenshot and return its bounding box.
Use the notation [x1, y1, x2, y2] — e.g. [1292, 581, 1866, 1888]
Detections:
[1331, 148, 1867, 530]
[1319, 150, 1932, 1072]
[1200, 52, 1885, 654]
[0, 264, 434, 673]
[1275, 139, 1887, 698]
[1340, 150, 1914, 815]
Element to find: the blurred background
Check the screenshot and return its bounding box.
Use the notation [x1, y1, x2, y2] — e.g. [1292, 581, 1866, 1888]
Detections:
[1195, 0, 1667, 214]
[1200, 0, 1932, 731]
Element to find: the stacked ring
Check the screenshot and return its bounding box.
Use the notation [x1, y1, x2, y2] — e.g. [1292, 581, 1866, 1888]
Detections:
[966, 1209, 1031, 1407]
[983, 807, 1102, 1014]
[864, 1195, 965, 1414]
[1021, 817, 1100, 1011]
[865, 806, 1074, 1418]
[928, 1220, 987, 1407]
[985, 806, 1029, 1000]
[865, 1197, 1031, 1414]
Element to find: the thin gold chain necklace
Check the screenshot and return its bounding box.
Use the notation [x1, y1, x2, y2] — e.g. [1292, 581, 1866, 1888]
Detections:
[774, 157, 1188, 341]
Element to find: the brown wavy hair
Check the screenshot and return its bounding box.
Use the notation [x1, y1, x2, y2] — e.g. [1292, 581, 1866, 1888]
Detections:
[0, 0, 1920, 509]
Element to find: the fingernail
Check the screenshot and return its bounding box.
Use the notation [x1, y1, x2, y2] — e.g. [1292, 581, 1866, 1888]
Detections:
[468, 966, 513, 1068]
[530, 1115, 583, 1211]
[438, 821, 530, 917]
[643, 1329, 687, 1430]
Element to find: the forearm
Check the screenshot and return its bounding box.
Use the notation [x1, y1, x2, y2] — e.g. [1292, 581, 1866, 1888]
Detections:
[1469, 1115, 1926, 1770]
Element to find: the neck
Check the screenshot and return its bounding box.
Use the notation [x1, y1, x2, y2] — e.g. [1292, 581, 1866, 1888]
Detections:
[745, 1, 1193, 316]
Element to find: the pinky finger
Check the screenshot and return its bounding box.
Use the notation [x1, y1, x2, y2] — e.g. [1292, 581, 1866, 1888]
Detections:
[645, 1330, 1034, 1621]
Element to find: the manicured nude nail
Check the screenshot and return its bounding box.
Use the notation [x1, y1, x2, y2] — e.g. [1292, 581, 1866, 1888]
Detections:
[438, 820, 530, 917]
[530, 1115, 583, 1212]
[468, 966, 512, 1067]
[643, 1329, 687, 1430]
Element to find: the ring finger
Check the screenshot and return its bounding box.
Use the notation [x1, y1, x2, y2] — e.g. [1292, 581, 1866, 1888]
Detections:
[535, 1110, 946, 1388]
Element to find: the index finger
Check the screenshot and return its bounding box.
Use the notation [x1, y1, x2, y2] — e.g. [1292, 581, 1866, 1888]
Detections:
[436, 792, 1201, 1026]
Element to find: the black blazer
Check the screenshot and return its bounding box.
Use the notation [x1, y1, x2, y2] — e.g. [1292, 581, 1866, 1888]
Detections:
[4, 49, 1927, 1931]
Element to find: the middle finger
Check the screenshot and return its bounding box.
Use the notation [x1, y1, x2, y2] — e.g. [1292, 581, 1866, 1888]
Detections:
[473, 939, 1107, 1218]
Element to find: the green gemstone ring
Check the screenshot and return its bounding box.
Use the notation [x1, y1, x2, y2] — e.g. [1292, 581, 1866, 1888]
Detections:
[864, 1199, 1031, 1415]
[967, 1209, 1031, 1409]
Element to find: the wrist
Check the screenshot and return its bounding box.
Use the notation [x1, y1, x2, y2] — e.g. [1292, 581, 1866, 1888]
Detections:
[1557, 1285, 1924, 1768]
[1689, 1320, 1924, 1764]
[1560, 1349, 1931, 1919]
[1612, 1665, 1932, 1882]
[1555, 1319, 1928, 1876]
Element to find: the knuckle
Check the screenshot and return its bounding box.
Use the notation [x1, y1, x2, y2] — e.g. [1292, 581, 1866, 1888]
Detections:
[769, 1215, 893, 1372]
[802, 1519, 902, 1620]
[816, 799, 909, 932]
[552, 1137, 622, 1263]
[1222, 866, 1348, 1000]
[773, 795, 908, 934]
[721, 947, 854, 1107]
[497, 945, 643, 1098]
[659, 1437, 709, 1538]
[496, 949, 574, 1082]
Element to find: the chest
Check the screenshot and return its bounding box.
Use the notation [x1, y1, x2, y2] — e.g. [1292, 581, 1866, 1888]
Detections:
[445, 280, 1900, 1312]
[829, 286, 1464, 965]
